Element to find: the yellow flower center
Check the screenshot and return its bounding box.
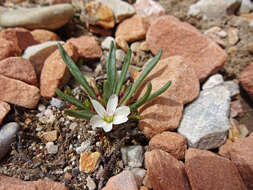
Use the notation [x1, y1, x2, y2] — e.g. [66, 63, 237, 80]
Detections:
[104, 115, 114, 123]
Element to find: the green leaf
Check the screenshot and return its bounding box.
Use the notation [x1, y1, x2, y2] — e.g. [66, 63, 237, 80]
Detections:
[103, 80, 112, 104]
[130, 82, 152, 112]
[55, 88, 90, 110]
[106, 42, 117, 94]
[65, 109, 94, 119]
[121, 49, 162, 105]
[147, 80, 171, 102]
[57, 43, 96, 99]
[115, 48, 132, 96]
[119, 83, 132, 105]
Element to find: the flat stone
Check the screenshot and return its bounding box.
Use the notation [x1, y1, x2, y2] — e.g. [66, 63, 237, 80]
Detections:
[46, 142, 58, 154]
[31, 29, 61, 43]
[202, 73, 224, 90]
[222, 80, 240, 97]
[146, 15, 227, 81]
[228, 27, 239, 45]
[102, 170, 138, 190]
[0, 122, 19, 160]
[40, 42, 79, 98]
[149, 132, 187, 160]
[97, 0, 135, 23]
[0, 38, 18, 61]
[48, 0, 72, 5]
[0, 4, 74, 30]
[239, 0, 253, 13]
[240, 62, 253, 100]
[218, 139, 233, 159]
[230, 133, 253, 189]
[42, 130, 58, 142]
[101, 36, 115, 50]
[79, 152, 100, 173]
[22, 41, 64, 76]
[0, 101, 10, 125]
[0, 57, 37, 86]
[121, 145, 144, 168]
[145, 149, 190, 190]
[185, 148, 247, 190]
[0, 75, 40, 109]
[178, 86, 231, 149]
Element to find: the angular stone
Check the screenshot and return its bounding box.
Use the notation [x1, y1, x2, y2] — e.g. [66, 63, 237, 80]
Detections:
[145, 149, 190, 190]
[202, 73, 224, 90]
[86, 24, 112, 36]
[46, 142, 58, 154]
[146, 16, 227, 81]
[228, 27, 239, 45]
[23, 41, 64, 77]
[0, 101, 10, 125]
[101, 36, 115, 50]
[133, 0, 165, 23]
[121, 145, 144, 168]
[0, 38, 18, 61]
[240, 62, 253, 100]
[178, 86, 231, 149]
[40, 42, 79, 98]
[230, 100, 244, 118]
[185, 148, 247, 190]
[149, 132, 187, 160]
[0, 57, 37, 86]
[102, 170, 138, 190]
[0, 122, 19, 160]
[239, 0, 253, 13]
[0, 4, 74, 30]
[218, 139, 233, 159]
[42, 130, 58, 142]
[130, 168, 146, 186]
[230, 133, 253, 189]
[0, 75, 40, 109]
[68, 36, 102, 59]
[79, 152, 100, 173]
[0, 27, 37, 54]
[31, 29, 61, 43]
[48, 0, 72, 5]
[98, 0, 135, 23]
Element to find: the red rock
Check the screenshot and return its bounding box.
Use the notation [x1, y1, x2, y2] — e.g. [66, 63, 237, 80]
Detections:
[0, 38, 18, 61]
[230, 100, 244, 118]
[116, 15, 149, 44]
[185, 148, 247, 190]
[31, 29, 61, 43]
[140, 186, 149, 190]
[48, 0, 72, 4]
[40, 42, 79, 98]
[87, 24, 112, 36]
[146, 16, 227, 81]
[133, 0, 165, 24]
[102, 170, 138, 190]
[0, 101, 10, 125]
[145, 149, 190, 190]
[68, 36, 102, 59]
[0, 75, 40, 109]
[218, 139, 233, 159]
[240, 62, 253, 100]
[230, 133, 253, 189]
[0, 174, 67, 190]
[0, 57, 37, 86]
[149, 132, 187, 160]
[0, 27, 38, 54]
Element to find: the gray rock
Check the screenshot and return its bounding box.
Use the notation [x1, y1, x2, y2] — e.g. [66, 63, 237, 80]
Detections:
[50, 97, 64, 109]
[101, 36, 115, 50]
[46, 142, 58, 154]
[239, 0, 253, 13]
[86, 176, 96, 190]
[75, 140, 91, 154]
[221, 80, 240, 97]
[130, 168, 146, 186]
[121, 145, 144, 168]
[178, 86, 231, 149]
[97, 0, 135, 23]
[188, 0, 241, 20]
[0, 122, 19, 160]
[202, 74, 224, 90]
[116, 49, 126, 63]
[0, 4, 74, 30]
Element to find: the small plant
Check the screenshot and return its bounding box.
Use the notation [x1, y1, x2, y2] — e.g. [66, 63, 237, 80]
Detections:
[55, 42, 171, 132]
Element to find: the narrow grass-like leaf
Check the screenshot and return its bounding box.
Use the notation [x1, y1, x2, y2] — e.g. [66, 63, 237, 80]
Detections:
[106, 42, 117, 94]
[147, 80, 171, 102]
[65, 109, 94, 119]
[115, 48, 132, 96]
[103, 80, 112, 104]
[121, 49, 162, 105]
[130, 82, 152, 112]
[55, 88, 90, 110]
[119, 83, 132, 105]
[57, 43, 96, 99]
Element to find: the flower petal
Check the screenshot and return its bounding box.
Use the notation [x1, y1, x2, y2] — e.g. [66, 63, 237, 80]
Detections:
[90, 115, 106, 130]
[115, 106, 130, 117]
[90, 98, 106, 118]
[113, 115, 128, 125]
[103, 122, 113, 132]
[106, 94, 118, 115]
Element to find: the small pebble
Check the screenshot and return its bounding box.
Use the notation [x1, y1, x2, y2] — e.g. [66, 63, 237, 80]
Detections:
[50, 97, 64, 109]
[121, 145, 144, 168]
[46, 142, 58, 154]
[202, 74, 224, 90]
[101, 36, 115, 50]
[38, 104, 46, 112]
[86, 176, 96, 190]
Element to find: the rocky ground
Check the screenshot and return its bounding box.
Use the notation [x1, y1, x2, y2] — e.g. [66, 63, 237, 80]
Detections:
[0, 0, 253, 190]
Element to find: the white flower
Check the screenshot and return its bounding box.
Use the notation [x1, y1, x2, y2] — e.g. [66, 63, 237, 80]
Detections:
[90, 94, 130, 132]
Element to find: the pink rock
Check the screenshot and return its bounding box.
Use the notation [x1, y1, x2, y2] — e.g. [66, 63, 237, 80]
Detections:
[48, 0, 72, 4]
[230, 100, 244, 118]
[40, 42, 79, 98]
[240, 62, 253, 100]
[133, 0, 165, 23]
[149, 132, 187, 160]
[0, 101, 10, 125]
[68, 36, 102, 59]
[230, 133, 253, 189]
[31, 29, 61, 43]
[102, 170, 138, 190]
[0, 38, 18, 61]
[218, 139, 233, 159]
[145, 149, 190, 190]
[0, 57, 37, 86]
[0, 174, 68, 190]
[0, 27, 38, 54]
[185, 148, 247, 190]
[0, 75, 40, 109]
[146, 16, 227, 81]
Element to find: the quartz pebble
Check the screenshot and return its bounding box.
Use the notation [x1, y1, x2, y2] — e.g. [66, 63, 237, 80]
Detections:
[121, 145, 144, 168]
[101, 36, 115, 50]
[46, 142, 58, 154]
